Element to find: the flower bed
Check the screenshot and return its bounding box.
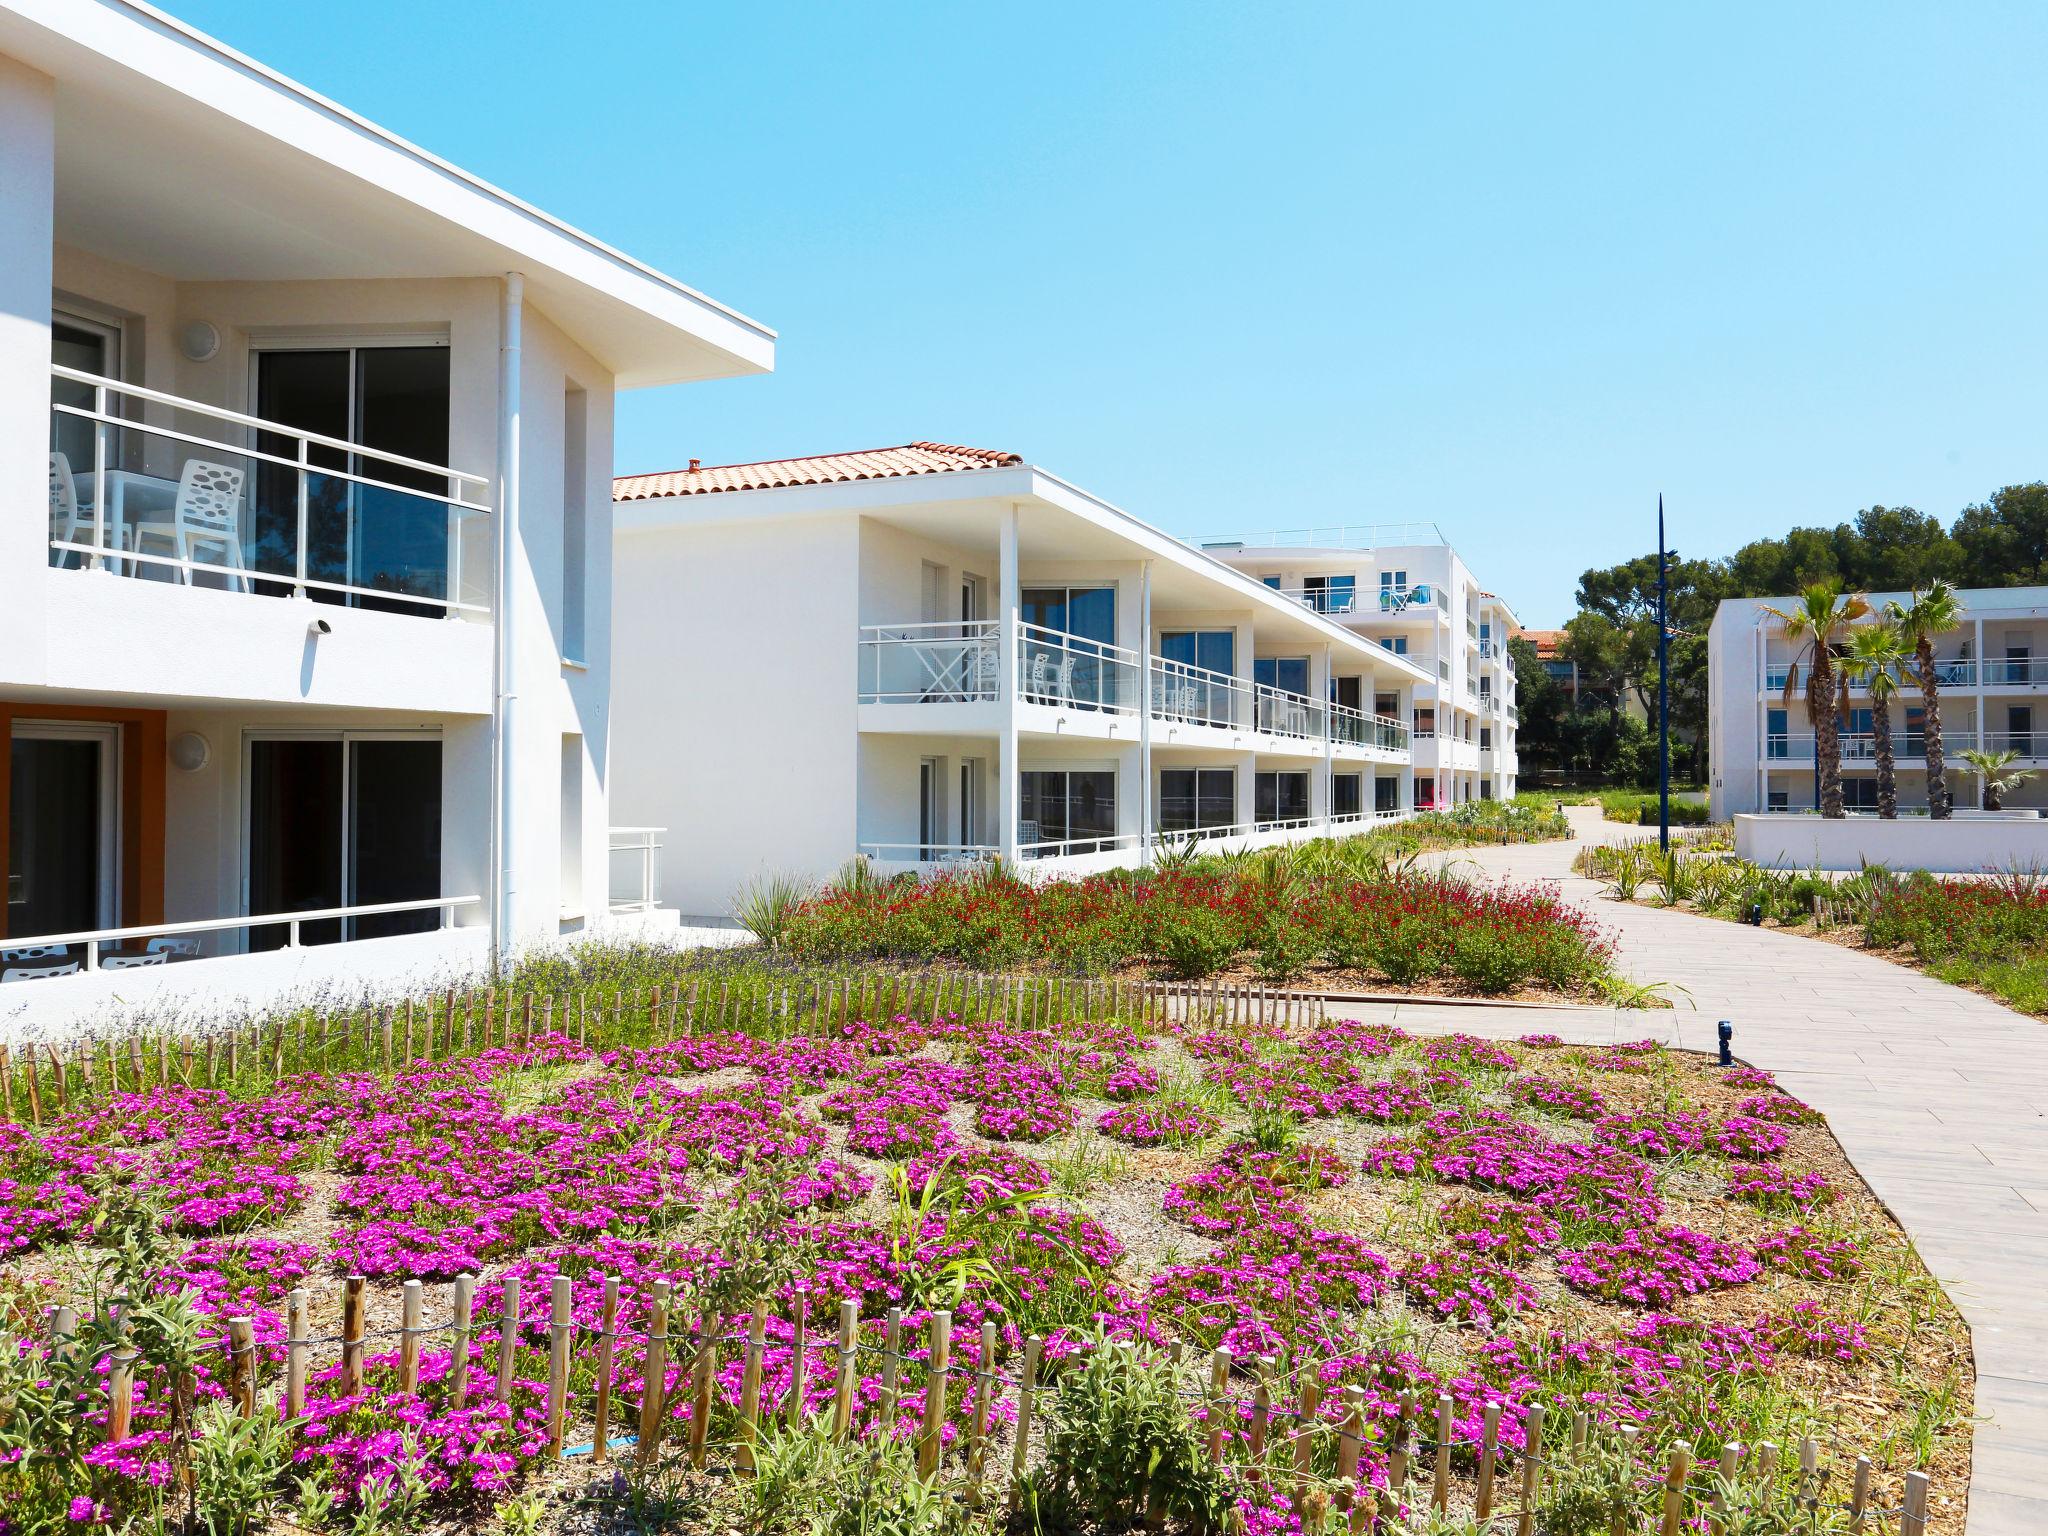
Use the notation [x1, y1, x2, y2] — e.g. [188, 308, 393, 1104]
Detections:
[0, 1012, 1969, 1533]
[775, 862, 1618, 997]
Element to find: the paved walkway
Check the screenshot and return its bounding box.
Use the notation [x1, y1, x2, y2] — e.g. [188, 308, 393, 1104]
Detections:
[1383, 808, 2047, 1535]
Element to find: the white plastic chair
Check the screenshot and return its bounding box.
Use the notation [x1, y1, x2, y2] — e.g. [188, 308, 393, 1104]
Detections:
[101, 951, 167, 971]
[47, 453, 108, 567]
[2, 959, 81, 982]
[130, 459, 249, 592]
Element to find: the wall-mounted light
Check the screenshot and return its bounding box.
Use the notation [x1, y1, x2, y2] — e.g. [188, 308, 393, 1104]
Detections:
[168, 731, 210, 772]
[308, 618, 331, 637]
[178, 320, 220, 362]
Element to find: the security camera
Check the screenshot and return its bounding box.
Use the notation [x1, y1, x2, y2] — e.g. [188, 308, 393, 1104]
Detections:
[308, 618, 332, 636]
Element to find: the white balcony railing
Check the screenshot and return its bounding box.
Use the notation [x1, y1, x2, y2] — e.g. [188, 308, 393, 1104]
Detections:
[1766, 658, 1983, 691]
[1329, 702, 1410, 753]
[1150, 657, 1251, 729]
[607, 828, 664, 913]
[1019, 831, 1140, 861]
[1271, 585, 1361, 616]
[857, 842, 999, 866]
[1018, 623, 1139, 713]
[47, 365, 491, 614]
[858, 620, 1001, 703]
[0, 895, 480, 982]
[1253, 683, 1324, 741]
[1981, 731, 2045, 757]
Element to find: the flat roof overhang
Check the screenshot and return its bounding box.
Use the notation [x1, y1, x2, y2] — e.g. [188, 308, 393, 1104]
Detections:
[2, 0, 773, 387]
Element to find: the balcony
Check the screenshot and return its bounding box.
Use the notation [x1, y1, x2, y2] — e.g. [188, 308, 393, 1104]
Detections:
[1329, 702, 1411, 753]
[48, 366, 491, 616]
[607, 828, 665, 915]
[857, 620, 1138, 719]
[1765, 659, 1982, 691]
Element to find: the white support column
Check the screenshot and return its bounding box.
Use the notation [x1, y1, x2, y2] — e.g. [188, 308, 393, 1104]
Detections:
[1974, 617, 1987, 752]
[0, 57, 55, 689]
[997, 503, 1021, 867]
[1321, 641, 1335, 837]
[490, 271, 524, 970]
[1139, 560, 1153, 864]
[1236, 750, 1258, 833]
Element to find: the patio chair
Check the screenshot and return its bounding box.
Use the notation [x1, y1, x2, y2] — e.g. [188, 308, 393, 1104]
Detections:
[129, 458, 249, 592]
[1, 959, 82, 983]
[101, 950, 168, 971]
[47, 452, 109, 568]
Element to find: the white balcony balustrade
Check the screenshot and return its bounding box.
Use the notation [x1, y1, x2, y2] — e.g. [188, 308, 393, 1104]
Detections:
[607, 828, 664, 913]
[1017, 623, 1139, 713]
[1253, 683, 1324, 742]
[1150, 657, 1250, 729]
[1329, 701, 1410, 752]
[0, 895, 479, 982]
[47, 366, 491, 615]
[858, 620, 1001, 703]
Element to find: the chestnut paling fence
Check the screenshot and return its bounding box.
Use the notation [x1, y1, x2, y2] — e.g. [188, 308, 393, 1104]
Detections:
[48, 1277, 1937, 1535]
[0, 970, 1334, 1122]
[3, 973, 1943, 1529]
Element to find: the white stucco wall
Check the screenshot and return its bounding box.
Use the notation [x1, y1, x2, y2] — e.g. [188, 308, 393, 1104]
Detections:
[1734, 812, 2048, 874]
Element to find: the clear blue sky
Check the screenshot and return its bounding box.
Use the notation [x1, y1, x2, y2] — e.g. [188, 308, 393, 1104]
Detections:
[175, 0, 2048, 625]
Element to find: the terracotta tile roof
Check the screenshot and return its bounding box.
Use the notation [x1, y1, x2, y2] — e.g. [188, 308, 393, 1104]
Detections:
[1521, 627, 1566, 657]
[614, 442, 1024, 502]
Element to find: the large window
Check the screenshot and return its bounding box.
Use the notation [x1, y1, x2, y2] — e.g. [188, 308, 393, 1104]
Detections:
[1159, 769, 1236, 833]
[1375, 776, 1399, 812]
[1332, 773, 1362, 818]
[1020, 770, 1116, 856]
[1158, 630, 1234, 676]
[1021, 586, 1114, 642]
[1303, 574, 1356, 614]
[1255, 771, 1309, 826]
[1253, 657, 1309, 696]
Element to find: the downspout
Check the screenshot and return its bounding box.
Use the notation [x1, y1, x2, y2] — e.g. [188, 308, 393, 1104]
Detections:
[492, 272, 524, 971]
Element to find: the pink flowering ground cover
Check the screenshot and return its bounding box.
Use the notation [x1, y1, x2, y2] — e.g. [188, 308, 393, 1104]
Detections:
[0, 1008, 1970, 1534]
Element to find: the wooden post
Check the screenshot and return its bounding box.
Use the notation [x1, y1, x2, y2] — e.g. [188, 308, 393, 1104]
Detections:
[108, 1343, 137, 1440]
[450, 1275, 475, 1410]
[638, 1280, 671, 1466]
[0, 1045, 12, 1122]
[1515, 1402, 1546, 1536]
[548, 1275, 574, 1457]
[380, 1006, 394, 1073]
[1660, 1444, 1692, 1536]
[1335, 1384, 1364, 1515]
[880, 1307, 903, 1425]
[592, 1274, 619, 1463]
[966, 1320, 997, 1507]
[1849, 1454, 1872, 1530]
[1901, 1471, 1929, 1536]
[786, 1310, 809, 1428]
[688, 1311, 717, 1468]
[832, 1300, 860, 1440]
[1712, 1442, 1743, 1535]
[227, 1317, 257, 1417]
[1008, 1336, 1042, 1514]
[24, 1052, 41, 1126]
[339, 1275, 367, 1396]
[1206, 1346, 1233, 1462]
[1381, 1393, 1415, 1532]
[1292, 1373, 1321, 1489]
[1249, 1357, 1272, 1463]
[1615, 1426, 1640, 1536]
[495, 1276, 521, 1404]
[1475, 1401, 1503, 1521]
[398, 1279, 423, 1394]
[1432, 1392, 1454, 1512]
[737, 1312, 767, 1474]
[403, 999, 415, 1063]
[917, 1310, 951, 1481]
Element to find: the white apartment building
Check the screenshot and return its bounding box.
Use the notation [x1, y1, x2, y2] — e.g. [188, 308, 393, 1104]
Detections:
[1195, 527, 1521, 806]
[1708, 586, 2048, 818]
[611, 447, 1433, 915]
[1, 0, 772, 1012]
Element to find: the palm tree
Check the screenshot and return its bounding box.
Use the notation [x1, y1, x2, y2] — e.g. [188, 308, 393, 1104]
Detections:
[1959, 747, 2033, 812]
[1762, 580, 1871, 819]
[1884, 581, 1966, 819]
[1840, 624, 1909, 819]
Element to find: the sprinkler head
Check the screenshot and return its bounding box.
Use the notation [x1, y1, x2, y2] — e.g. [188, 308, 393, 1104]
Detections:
[1717, 1020, 1734, 1067]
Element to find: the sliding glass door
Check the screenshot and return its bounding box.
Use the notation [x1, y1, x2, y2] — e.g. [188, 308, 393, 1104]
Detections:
[1158, 768, 1235, 834]
[252, 345, 452, 612]
[7, 724, 118, 946]
[1019, 770, 1117, 856]
[246, 735, 442, 950]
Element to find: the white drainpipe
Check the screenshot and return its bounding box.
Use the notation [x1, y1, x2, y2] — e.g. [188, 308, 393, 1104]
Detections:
[491, 272, 524, 970]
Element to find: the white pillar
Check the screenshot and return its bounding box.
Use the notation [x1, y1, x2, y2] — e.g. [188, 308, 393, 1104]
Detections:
[1236, 750, 1258, 833]
[491, 272, 524, 969]
[997, 503, 1021, 866]
[0, 57, 55, 689]
[1321, 641, 1335, 836]
[1974, 616, 1987, 752]
[1138, 560, 1153, 863]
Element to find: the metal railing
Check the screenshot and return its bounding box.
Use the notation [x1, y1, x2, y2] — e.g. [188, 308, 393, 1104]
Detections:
[0, 895, 480, 979]
[1271, 584, 1361, 616]
[1982, 658, 2048, 686]
[1019, 831, 1139, 861]
[858, 620, 1000, 703]
[1981, 731, 2044, 757]
[1329, 702, 1410, 752]
[1764, 733, 1931, 762]
[1150, 657, 1249, 729]
[1155, 819, 1255, 847]
[1438, 657, 1452, 680]
[47, 365, 492, 614]
[1192, 521, 1446, 551]
[1764, 658, 1985, 691]
[607, 828, 664, 913]
[1017, 623, 1139, 713]
[1253, 683, 1324, 741]
[856, 842, 999, 866]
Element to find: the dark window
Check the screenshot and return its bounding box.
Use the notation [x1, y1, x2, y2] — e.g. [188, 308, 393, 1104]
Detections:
[1255, 771, 1309, 825]
[1333, 774, 1362, 818]
[1159, 769, 1236, 832]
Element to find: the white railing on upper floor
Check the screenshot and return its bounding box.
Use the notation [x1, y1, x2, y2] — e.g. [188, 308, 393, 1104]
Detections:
[859, 620, 1002, 703]
[1329, 701, 1410, 752]
[0, 895, 480, 981]
[47, 365, 492, 615]
[1017, 623, 1140, 713]
[1019, 830, 1139, 861]
[1150, 657, 1250, 730]
[607, 828, 664, 914]
[1192, 521, 1447, 550]
[856, 842, 999, 866]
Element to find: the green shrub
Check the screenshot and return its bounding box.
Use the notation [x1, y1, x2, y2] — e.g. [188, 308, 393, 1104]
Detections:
[1449, 924, 1530, 994]
[1153, 904, 1242, 979]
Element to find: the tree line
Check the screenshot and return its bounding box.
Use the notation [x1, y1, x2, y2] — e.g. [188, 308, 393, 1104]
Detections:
[1514, 483, 2048, 783]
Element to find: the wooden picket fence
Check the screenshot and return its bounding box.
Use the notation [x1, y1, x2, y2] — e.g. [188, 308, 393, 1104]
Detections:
[0, 968, 1329, 1126]
[39, 1275, 1937, 1535]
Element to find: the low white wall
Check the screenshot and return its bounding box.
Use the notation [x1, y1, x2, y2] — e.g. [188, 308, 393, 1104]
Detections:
[1734, 812, 2048, 873]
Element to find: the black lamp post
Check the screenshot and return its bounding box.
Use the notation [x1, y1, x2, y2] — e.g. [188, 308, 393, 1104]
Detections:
[1657, 495, 1671, 850]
